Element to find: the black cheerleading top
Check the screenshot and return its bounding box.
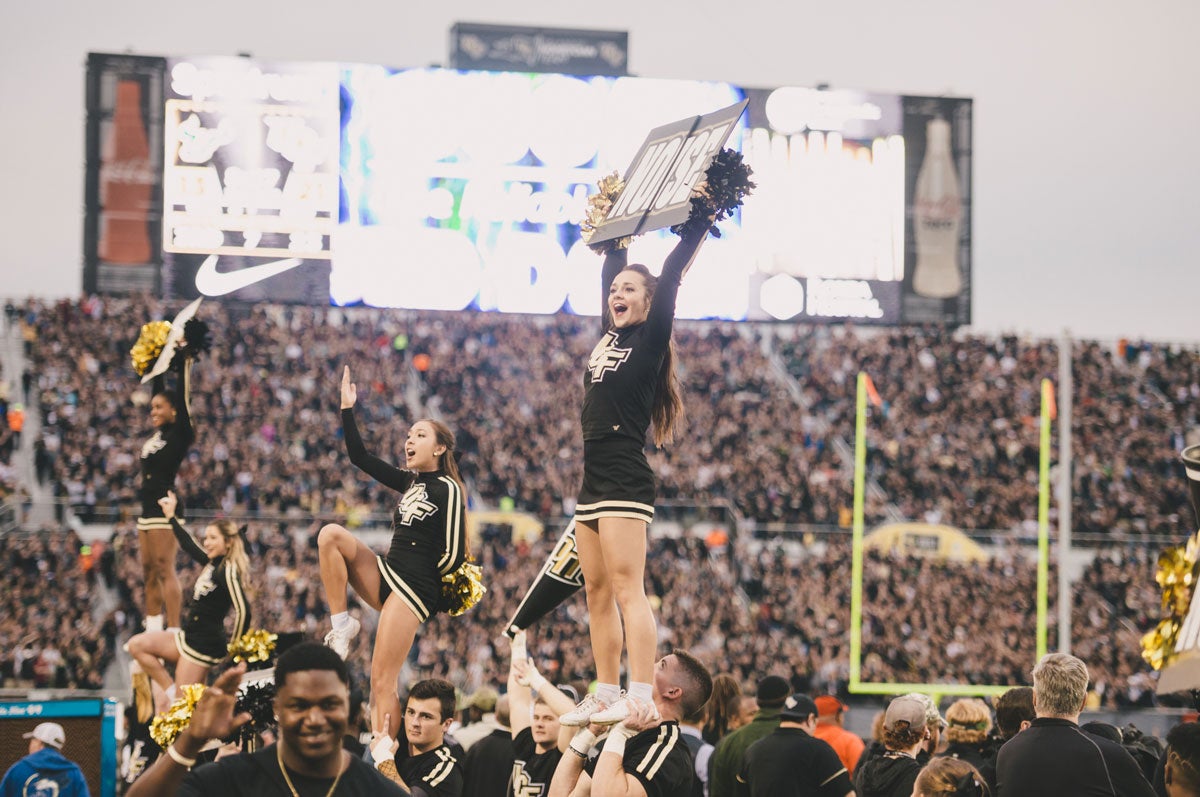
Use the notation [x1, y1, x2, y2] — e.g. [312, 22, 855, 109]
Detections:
[581, 225, 708, 444]
[341, 408, 467, 577]
[139, 361, 194, 517]
[171, 517, 250, 639]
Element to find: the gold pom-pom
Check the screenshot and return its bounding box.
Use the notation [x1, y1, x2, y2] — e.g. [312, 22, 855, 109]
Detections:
[228, 629, 278, 666]
[149, 683, 206, 748]
[131, 321, 172, 376]
[579, 172, 632, 254]
[1141, 533, 1200, 670]
[441, 561, 486, 617]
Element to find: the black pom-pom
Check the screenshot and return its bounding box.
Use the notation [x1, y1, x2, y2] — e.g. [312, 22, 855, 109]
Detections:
[182, 318, 212, 357]
[232, 681, 277, 746]
[671, 148, 756, 239]
[171, 318, 212, 370]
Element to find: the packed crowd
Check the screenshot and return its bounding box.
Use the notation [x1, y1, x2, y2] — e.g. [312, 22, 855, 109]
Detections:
[68, 507, 1164, 707]
[777, 325, 1199, 537]
[0, 529, 114, 689]
[6, 295, 1198, 703]
[22, 297, 1199, 538]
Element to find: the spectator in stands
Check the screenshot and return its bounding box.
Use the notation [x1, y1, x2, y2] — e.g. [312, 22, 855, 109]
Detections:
[735, 693, 854, 797]
[710, 675, 788, 797]
[992, 687, 1034, 741]
[811, 694, 865, 778]
[912, 757, 989, 797]
[0, 722, 90, 797]
[1165, 722, 1200, 797]
[937, 698, 997, 793]
[855, 695, 928, 797]
[994, 652, 1154, 797]
[462, 694, 512, 797]
[456, 687, 502, 751]
[702, 674, 746, 746]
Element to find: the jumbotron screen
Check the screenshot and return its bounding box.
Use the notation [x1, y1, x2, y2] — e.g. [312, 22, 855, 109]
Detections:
[152, 56, 971, 324]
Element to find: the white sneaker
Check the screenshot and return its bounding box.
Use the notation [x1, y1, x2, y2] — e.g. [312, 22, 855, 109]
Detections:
[590, 695, 659, 726]
[323, 617, 361, 659]
[560, 693, 606, 727]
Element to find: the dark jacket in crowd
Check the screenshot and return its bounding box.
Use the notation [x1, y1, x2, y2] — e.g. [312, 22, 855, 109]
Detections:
[994, 717, 1156, 797]
[853, 752, 921, 797]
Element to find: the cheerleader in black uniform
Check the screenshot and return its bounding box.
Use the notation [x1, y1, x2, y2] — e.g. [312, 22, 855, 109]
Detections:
[126, 490, 251, 700]
[560, 213, 713, 727]
[318, 365, 467, 739]
[138, 359, 194, 632]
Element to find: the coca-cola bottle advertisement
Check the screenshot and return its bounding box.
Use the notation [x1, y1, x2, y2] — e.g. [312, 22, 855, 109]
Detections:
[902, 96, 972, 325]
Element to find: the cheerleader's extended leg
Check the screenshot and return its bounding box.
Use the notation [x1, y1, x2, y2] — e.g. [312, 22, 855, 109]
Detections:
[318, 523, 383, 657]
[574, 520, 622, 686]
[126, 631, 179, 695]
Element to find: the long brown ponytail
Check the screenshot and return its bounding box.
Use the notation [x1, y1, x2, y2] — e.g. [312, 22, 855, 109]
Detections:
[423, 418, 471, 557]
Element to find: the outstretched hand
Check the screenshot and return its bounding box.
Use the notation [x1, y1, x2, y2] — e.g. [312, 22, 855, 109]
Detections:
[340, 366, 357, 410]
[182, 664, 251, 746]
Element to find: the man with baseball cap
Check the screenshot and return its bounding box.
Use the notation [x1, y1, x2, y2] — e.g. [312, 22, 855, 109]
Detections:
[854, 695, 928, 797]
[735, 694, 853, 797]
[0, 722, 91, 796]
[709, 675, 788, 797]
[810, 696, 864, 778]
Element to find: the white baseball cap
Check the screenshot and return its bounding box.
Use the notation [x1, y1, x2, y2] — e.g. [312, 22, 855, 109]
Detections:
[23, 722, 65, 749]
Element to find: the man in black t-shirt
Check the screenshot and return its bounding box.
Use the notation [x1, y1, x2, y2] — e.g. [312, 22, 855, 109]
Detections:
[548, 649, 713, 797]
[126, 642, 407, 797]
[736, 693, 854, 797]
[507, 631, 577, 797]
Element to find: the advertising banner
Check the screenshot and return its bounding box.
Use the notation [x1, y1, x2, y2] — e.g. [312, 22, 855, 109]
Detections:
[84, 52, 166, 295]
[160, 57, 340, 302]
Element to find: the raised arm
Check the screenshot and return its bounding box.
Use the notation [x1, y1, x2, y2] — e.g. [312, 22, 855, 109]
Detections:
[175, 358, 193, 442]
[340, 366, 413, 493]
[127, 665, 251, 797]
[644, 222, 710, 342]
[160, 492, 207, 563]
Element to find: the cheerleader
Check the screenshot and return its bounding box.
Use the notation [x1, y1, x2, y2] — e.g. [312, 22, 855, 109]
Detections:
[137, 358, 194, 632]
[319, 365, 468, 739]
[560, 210, 714, 727]
[126, 490, 251, 700]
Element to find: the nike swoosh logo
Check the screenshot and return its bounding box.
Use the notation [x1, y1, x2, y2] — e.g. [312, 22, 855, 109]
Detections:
[193, 255, 304, 296]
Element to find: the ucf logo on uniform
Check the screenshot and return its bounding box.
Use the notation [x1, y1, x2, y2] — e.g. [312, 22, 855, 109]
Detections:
[141, 433, 167, 459]
[588, 332, 631, 382]
[511, 762, 546, 797]
[399, 482, 438, 526]
[192, 565, 216, 600]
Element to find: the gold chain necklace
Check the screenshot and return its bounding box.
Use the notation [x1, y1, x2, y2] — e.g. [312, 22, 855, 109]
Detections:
[276, 744, 347, 797]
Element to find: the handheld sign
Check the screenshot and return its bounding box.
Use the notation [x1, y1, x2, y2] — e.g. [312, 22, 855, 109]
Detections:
[587, 99, 749, 245]
[140, 297, 203, 384]
[504, 520, 584, 638]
